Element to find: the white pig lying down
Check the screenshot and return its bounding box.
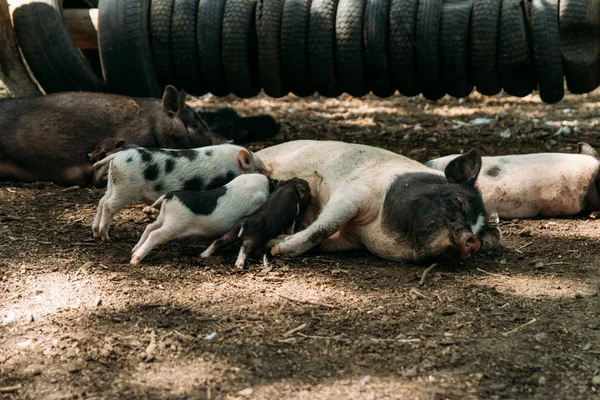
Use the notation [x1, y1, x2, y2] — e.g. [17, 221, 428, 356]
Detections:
[130, 174, 272, 265]
[425, 142, 600, 219]
[256, 140, 502, 264]
[91, 144, 268, 241]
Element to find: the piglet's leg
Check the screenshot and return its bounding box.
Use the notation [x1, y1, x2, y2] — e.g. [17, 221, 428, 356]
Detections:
[270, 188, 369, 257]
[234, 238, 258, 269]
[132, 217, 164, 253]
[92, 191, 110, 238]
[97, 190, 138, 241]
[200, 223, 241, 258]
[130, 223, 184, 265]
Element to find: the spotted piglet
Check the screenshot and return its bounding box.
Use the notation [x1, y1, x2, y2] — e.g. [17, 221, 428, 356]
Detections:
[130, 174, 271, 265]
[200, 178, 311, 268]
[92, 144, 268, 241]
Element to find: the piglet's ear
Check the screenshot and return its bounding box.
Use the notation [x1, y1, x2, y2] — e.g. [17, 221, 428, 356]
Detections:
[577, 142, 598, 157]
[238, 149, 252, 171]
[162, 85, 180, 115]
[480, 226, 502, 251]
[444, 149, 481, 186]
[296, 183, 308, 200]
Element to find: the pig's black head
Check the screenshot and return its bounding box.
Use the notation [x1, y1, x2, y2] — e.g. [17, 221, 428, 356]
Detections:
[161, 86, 231, 147]
[382, 149, 501, 263]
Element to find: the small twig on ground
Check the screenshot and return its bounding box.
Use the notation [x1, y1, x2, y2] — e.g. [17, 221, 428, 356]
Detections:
[502, 318, 537, 337]
[283, 323, 307, 337]
[476, 268, 506, 277]
[276, 294, 336, 309]
[419, 263, 438, 286]
[0, 384, 22, 393]
[297, 332, 345, 341]
[61, 185, 80, 192]
[409, 287, 427, 299]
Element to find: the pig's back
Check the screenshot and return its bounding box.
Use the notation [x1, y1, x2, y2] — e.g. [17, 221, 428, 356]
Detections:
[257, 140, 431, 184]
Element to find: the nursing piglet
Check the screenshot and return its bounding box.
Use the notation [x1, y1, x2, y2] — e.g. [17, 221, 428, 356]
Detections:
[130, 174, 271, 265]
[201, 178, 311, 268]
[425, 142, 600, 219]
[92, 144, 268, 241]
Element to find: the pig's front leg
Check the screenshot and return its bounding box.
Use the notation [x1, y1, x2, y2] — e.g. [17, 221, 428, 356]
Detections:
[269, 187, 371, 257]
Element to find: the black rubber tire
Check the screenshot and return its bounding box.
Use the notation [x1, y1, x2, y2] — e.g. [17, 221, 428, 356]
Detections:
[309, 0, 341, 97]
[559, 0, 600, 94]
[364, 0, 394, 97]
[336, 0, 368, 96]
[470, 0, 501, 95]
[62, 0, 98, 7]
[11, 0, 105, 93]
[197, 0, 230, 96]
[531, 0, 563, 103]
[222, 0, 261, 98]
[389, 0, 419, 96]
[440, 0, 473, 98]
[98, 0, 161, 97]
[281, 0, 315, 96]
[171, 0, 204, 95]
[415, 0, 444, 100]
[256, 0, 288, 97]
[498, 0, 536, 97]
[150, 0, 175, 88]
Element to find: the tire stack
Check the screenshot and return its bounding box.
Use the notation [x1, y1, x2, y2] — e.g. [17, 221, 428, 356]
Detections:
[8, 0, 600, 103]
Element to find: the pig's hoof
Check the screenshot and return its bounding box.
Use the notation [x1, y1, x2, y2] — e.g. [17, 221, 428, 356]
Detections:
[270, 243, 282, 256]
[235, 261, 245, 269]
[130, 255, 141, 265]
[199, 250, 211, 258]
[266, 234, 291, 248]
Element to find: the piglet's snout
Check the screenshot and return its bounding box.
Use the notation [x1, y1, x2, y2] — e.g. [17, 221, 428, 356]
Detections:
[458, 233, 481, 261]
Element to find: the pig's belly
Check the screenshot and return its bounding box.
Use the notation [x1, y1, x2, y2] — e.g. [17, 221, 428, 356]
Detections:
[0, 158, 91, 186]
[480, 179, 589, 218]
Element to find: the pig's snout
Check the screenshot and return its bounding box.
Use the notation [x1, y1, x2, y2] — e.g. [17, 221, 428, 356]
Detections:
[458, 233, 481, 261]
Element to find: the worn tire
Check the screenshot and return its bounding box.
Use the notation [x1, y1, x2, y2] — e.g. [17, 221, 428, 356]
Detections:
[150, 0, 175, 87]
[98, 0, 161, 97]
[559, 0, 600, 94]
[389, 0, 419, 96]
[11, 0, 105, 93]
[222, 0, 261, 97]
[256, 0, 288, 97]
[309, 0, 341, 97]
[416, 0, 444, 100]
[498, 0, 535, 97]
[531, 0, 563, 103]
[336, 0, 368, 96]
[281, 0, 314, 96]
[365, 0, 394, 97]
[470, 0, 501, 95]
[440, 0, 473, 98]
[172, 0, 204, 95]
[197, 0, 230, 96]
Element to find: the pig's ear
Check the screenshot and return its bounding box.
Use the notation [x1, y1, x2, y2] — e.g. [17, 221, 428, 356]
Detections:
[296, 183, 308, 200]
[114, 139, 126, 149]
[162, 85, 181, 115]
[238, 149, 252, 171]
[480, 226, 502, 251]
[444, 149, 481, 186]
[577, 142, 598, 157]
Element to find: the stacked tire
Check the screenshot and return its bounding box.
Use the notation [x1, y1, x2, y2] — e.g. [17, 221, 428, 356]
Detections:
[9, 0, 600, 103]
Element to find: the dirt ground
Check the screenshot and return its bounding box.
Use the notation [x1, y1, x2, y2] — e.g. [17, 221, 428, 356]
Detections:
[2, 89, 600, 400]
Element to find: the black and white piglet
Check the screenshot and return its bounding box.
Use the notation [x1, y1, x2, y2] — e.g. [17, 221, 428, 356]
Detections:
[201, 178, 312, 268]
[130, 174, 272, 265]
[92, 144, 268, 241]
